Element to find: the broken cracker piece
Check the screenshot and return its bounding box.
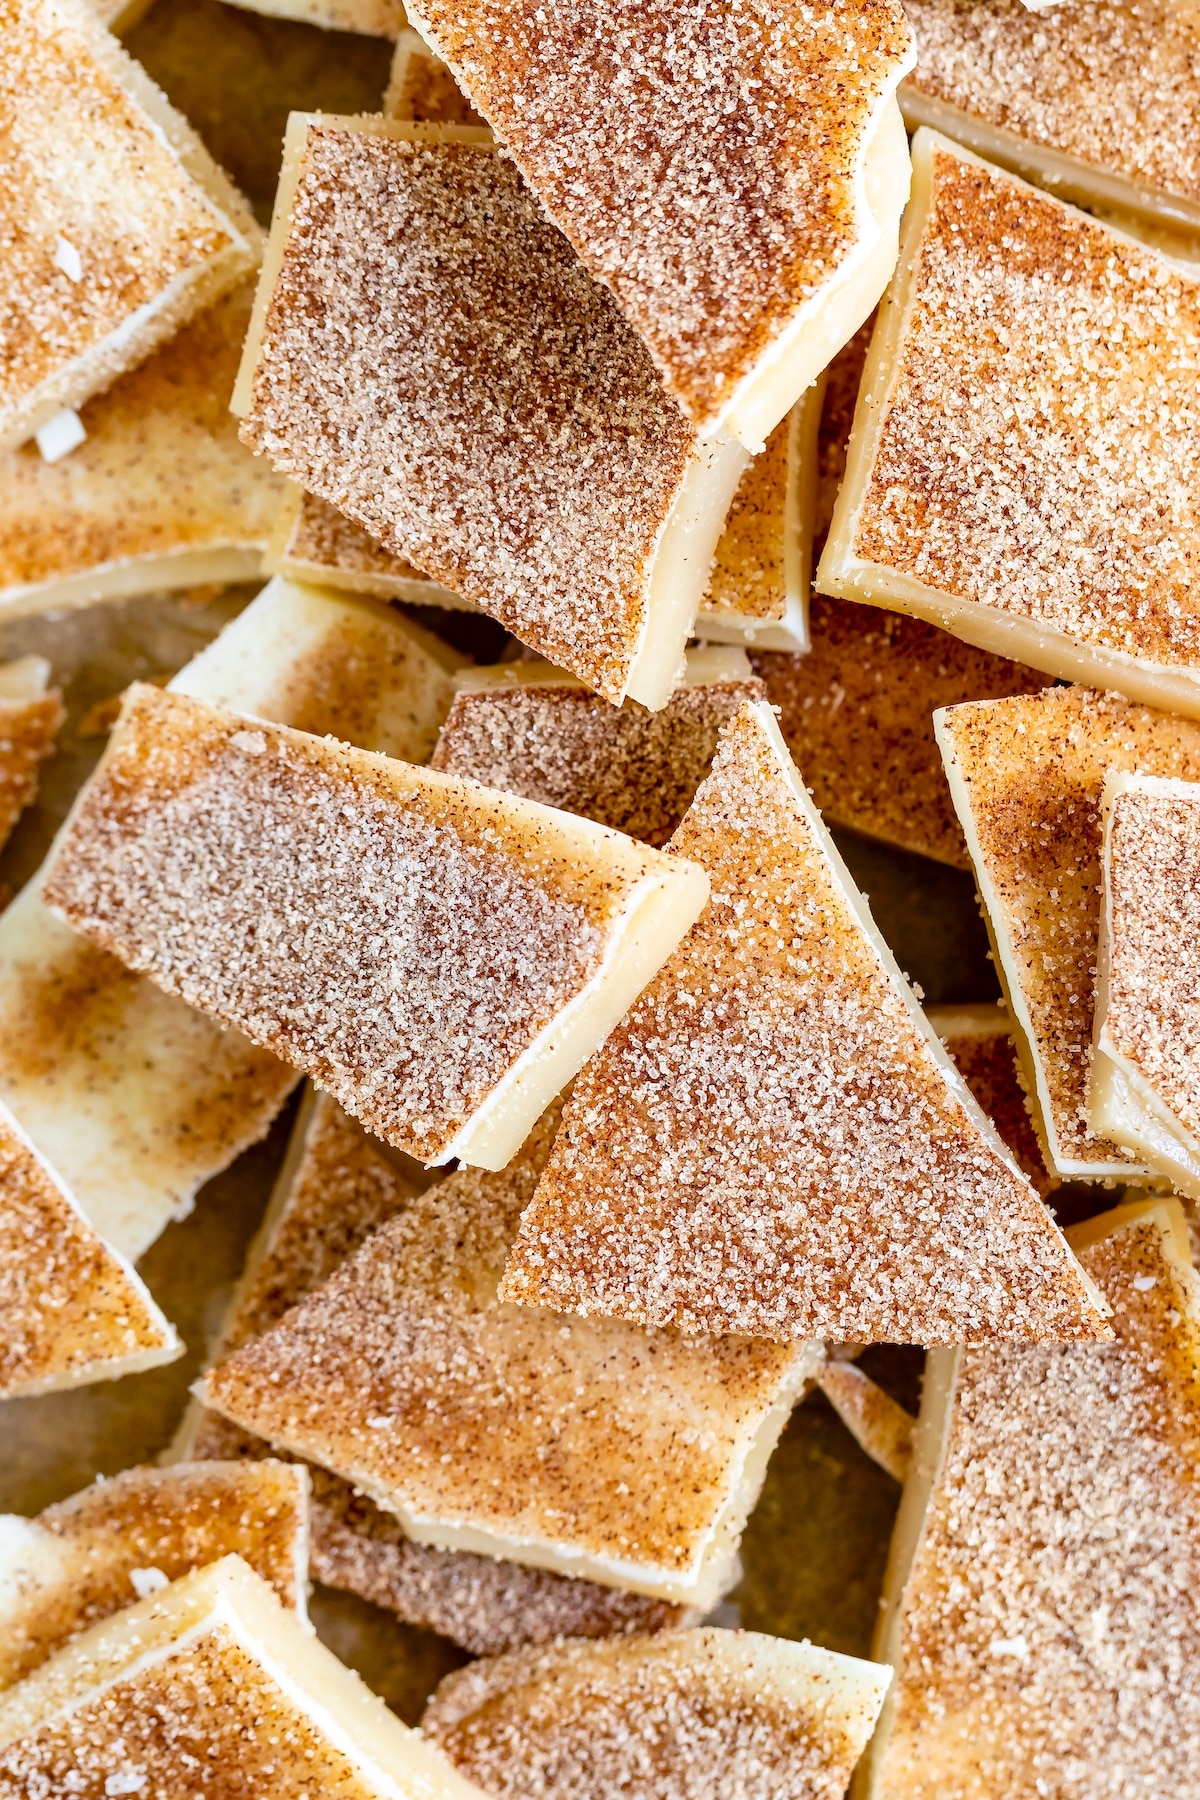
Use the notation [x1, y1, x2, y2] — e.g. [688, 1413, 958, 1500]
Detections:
[184, 1090, 693, 1655]
[864, 1199, 1200, 1799]
[199, 1100, 815, 1608]
[930, 1003, 1058, 1200]
[0, 1096, 178, 1400]
[0, 1555, 487, 1797]
[0, 577, 464, 1259]
[423, 1627, 891, 1800]
[0, 1460, 308, 1691]
[821, 132, 1200, 718]
[752, 598, 1049, 869]
[934, 684, 1200, 1181]
[0, 657, 62, 854]
[901, 0, 1200, 237]
[0, 0, 260, 454]
[697, 395, 818, 651]
[270, 487, 472, 611]
[384, 27, 483, 126]
[0, 284, 285, 620]
[44, 684, 710, 1168]
[1091, 773, 1200, 1199]
[404, 0, 915, 446]
[501, 700, 1107, 1345]
[237, 117, 746, 708]
[431, 648, 763, 848]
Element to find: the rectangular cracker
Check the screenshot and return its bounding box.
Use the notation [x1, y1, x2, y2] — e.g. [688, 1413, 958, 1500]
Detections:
[237, 116, 747, 708]
[820, 132, 1200, 719]
[934, 684, 1200, 1180]
[199, 1100, 815, 1608]
[0, 0, 260, 453]
[43, 684, 711, 1167]
[404, 0, 916, 445]
[0, 284, 284, 619]
[0, 1556, 486, 1797]
[183, 1090, 695, 1654]
[863, 1199, 1200, 1799]
[423, 1627, 892, 1799]
[0, 578, 464, 1258]
[901, 0, 1200, 237]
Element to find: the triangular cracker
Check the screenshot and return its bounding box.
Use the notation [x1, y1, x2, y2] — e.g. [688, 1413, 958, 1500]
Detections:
[423, 1627, 891, 1800]
[864, 1199, 1200, 1798]
[199, 1103, 815, 1608]
[0, 1460, 308, 1690]
[0, 284, 284, 619]
[501, 700, 1106, 1344]
[0, 1556, 486, 1797]
[935, 683, 1200, 1181]
[0, 0, 259, 452]
[0, 577, 464, 1259]
[1091, 773, 1200, 1198]
[186, 1091, 694, 1653]
[403, 0, 915, 445]
[0, 1097, 178, 1400]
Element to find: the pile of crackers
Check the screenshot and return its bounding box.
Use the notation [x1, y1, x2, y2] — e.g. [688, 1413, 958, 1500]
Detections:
[0, 0, 1198, 1793]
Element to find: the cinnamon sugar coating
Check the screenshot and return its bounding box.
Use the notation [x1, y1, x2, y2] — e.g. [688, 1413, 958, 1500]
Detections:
[752, 600, 1047, 868]
[0, 0, 258, 452]
[703, 417, 792, 626]
[876, 1214, 1200, 1799]
[814, 317, 874, 551]
[936, 686, 1200, 1175]
[44, 684, 691, 1163]
[931, 1009, 1057, 1200]
[501, 702, 1105, 1345]
[280, 491, 444, 601]
[841, 142, 1200, 685]
[0, 1627, 358, 1795]
[905, 0, 1200, 214]
[405, 0, 914, 431]
[191, 1094, 689, 1653]
[385, 32, 484, 126]
[0, 685, 61, 853]
[0, 284, 283, 612]
[201, 1102, 807, 1600]
[241, 126, 697, 704]
[424, 1627, 891, 1800]
[0, 589, 463, 1262]
[0, 1104, 174, 1398]
[432, 674, 764, 848]
[1103, 780, 1200, 1144]
[0, 1461, 308, 1690]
